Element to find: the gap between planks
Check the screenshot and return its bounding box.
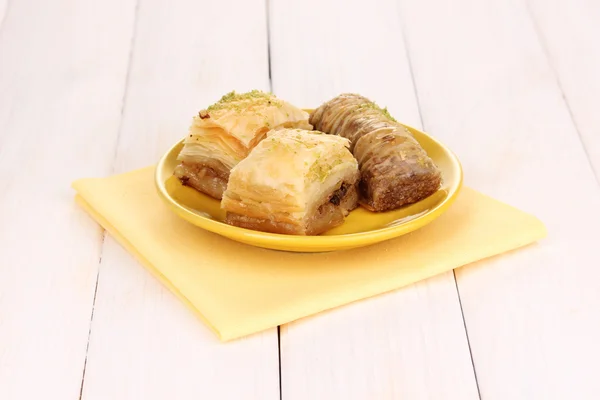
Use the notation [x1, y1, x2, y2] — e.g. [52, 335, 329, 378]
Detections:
[78, 264, 101, 400]
[523, 0, 600, 187]
[264, 2, 282, 399]
[452, 270, 482, 399]
[396, 4, 482, 399]
[77, 0, 142, 397]
[265, 0, 273, 86]
[265, 2, 284, 399]
[109, 0, 142, 175]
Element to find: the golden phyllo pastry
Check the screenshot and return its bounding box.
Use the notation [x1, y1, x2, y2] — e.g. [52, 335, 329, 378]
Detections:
[221, 129, 360, 235]
[310, 93, 442, 212]
[174, 90, 311, 199]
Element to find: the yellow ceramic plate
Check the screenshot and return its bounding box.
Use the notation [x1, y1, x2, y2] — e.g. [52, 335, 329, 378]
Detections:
[155, 120, 463, 252]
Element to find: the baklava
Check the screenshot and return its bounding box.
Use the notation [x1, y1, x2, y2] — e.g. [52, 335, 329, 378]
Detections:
[221, 128, 359, 235]
[174, 90, 311, 199]
[309, 93, 441, 212]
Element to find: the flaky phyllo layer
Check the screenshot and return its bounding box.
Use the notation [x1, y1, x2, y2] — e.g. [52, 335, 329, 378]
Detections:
[309, 93, 442, 211]
[177, 90, 311, 172]
[221, 129, 360, 235]
[173, 90, 311, 200]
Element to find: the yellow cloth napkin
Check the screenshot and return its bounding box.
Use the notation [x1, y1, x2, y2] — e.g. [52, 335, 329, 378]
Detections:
[72, 167, 546, 341]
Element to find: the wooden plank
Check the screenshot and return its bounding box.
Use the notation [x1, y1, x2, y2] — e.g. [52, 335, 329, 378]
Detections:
[396, 0, 600, 398]
[269, 1, 480, 399]
[79, 1, 280, 399]
[526, 0, 600, 177]
[0, 0, 8, 32]
[0, 0, 136, 399]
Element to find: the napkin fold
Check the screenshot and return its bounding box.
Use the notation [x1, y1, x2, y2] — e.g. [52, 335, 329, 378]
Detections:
[72, 167, 546, 341]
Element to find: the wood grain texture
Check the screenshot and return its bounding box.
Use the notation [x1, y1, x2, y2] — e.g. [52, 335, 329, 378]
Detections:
[269, 1, 479, 399]
[526, 0, 600, 178]
[79, 1, 280, 399]
[397, 0, 600, 398]
[0, 0, 136, 398]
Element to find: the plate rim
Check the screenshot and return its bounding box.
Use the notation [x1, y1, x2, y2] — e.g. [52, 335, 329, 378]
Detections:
[155, 122, 463, 251]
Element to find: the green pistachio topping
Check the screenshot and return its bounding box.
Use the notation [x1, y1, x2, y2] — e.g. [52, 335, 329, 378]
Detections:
[206, 89, 280, 112]
[354, 100, 397, 122]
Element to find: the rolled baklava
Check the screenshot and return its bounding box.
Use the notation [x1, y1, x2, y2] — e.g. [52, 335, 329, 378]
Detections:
[174, 90, 312, 199]
[309, 93, 441, 212]
[221, 128, 360, 235]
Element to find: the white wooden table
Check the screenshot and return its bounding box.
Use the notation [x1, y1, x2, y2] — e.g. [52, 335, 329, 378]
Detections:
[1, 0, 599, 399]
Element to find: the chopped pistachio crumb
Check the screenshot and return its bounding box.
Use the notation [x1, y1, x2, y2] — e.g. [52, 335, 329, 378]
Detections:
[307, 162, 329, 182]
[206, 89, 279, 112]
[355, 101, 397, 122]
[381, 106, 396, 121]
